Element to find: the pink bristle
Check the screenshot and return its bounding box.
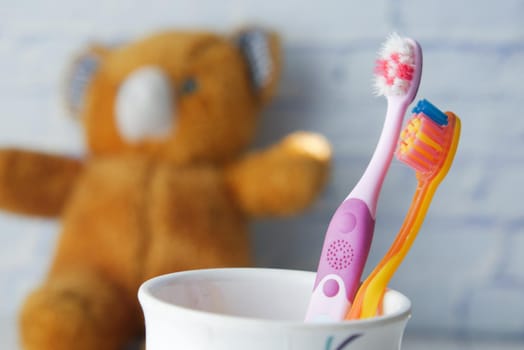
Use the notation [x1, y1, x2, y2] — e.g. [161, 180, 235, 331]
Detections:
[396, 62, 414, 81]
[374, 59, 388, 77]
[373, 33, 416, 96]
[397, 114, 449, 174]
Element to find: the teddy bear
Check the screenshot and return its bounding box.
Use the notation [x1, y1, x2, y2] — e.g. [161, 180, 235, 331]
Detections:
[0, 27, 332, 350]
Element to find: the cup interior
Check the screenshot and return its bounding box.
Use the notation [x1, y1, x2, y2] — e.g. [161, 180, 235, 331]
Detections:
[140, 268, 410, 323]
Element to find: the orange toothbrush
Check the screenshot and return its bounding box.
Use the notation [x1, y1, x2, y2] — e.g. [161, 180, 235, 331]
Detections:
[346, 99, 461, 319]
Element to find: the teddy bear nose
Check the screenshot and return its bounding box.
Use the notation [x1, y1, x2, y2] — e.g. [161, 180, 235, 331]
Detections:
[115, 66, 176, 142]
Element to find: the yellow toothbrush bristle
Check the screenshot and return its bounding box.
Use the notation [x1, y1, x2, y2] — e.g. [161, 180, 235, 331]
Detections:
[396, 114, 450, 174]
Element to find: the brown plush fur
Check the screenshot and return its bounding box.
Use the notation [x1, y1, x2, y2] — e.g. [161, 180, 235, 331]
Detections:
[0, 28, 331, 350]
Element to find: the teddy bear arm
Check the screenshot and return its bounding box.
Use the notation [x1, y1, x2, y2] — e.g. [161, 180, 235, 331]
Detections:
[0, 148, 83, 217]
[226, 131, 332, 217]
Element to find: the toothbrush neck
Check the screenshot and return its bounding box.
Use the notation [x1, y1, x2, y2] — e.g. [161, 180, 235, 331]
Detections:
[347, 98, 408, 218]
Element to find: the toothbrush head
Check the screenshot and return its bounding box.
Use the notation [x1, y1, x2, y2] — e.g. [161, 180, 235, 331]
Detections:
[396, 102, 460, 182]
[374, 33, 422, 101]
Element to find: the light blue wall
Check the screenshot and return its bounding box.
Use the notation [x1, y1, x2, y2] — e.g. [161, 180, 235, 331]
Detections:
[1, 0, 524, 348]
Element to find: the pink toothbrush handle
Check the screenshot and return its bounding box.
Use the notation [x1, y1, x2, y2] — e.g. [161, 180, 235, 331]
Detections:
[305, 198, 374, 322]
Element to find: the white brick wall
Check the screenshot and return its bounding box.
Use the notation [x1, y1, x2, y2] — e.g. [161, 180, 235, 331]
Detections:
[1, 0, 523, 348]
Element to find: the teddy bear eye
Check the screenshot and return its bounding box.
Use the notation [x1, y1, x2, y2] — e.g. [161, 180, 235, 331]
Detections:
[180, 77, 198, 95]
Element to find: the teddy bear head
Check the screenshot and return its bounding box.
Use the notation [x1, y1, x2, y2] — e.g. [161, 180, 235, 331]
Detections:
[65, 28, 281, 164]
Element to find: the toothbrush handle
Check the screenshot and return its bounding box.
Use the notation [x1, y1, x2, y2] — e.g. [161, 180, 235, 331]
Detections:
[305, 198, 374, 322]
[346, 185, 427, 320]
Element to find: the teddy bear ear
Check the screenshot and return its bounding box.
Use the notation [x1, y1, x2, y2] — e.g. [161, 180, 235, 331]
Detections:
[234, 28, 282, 105]
[63, 44, 109, 119]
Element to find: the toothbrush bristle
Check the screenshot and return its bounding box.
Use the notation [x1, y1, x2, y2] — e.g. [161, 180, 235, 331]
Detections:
[396, 113, 449, 174]
[412, 99, 448, 126]
[374, 33, 417, 96]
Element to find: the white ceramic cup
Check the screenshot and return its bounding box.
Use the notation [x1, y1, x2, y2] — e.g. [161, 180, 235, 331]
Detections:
[138, 268, 411, 350]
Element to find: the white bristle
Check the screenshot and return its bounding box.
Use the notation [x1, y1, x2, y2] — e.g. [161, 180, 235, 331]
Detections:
[373, 32, 416, 97]
[380, 33, 414, 61]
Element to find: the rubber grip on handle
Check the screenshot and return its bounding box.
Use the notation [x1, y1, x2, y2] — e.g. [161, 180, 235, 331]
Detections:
[305, 198, 375, 322]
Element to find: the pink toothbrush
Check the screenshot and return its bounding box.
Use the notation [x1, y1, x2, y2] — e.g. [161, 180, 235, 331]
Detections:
[305, 33, 422, 322]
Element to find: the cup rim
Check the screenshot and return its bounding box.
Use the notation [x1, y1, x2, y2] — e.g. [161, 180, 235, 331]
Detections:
[138, 267, 412, 330]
